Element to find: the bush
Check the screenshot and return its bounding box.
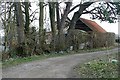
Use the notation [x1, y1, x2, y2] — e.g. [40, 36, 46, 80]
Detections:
[66, 29, 88, 51]
[88, 32, 115, 48]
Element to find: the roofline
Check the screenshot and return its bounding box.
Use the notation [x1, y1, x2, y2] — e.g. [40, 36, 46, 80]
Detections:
[79, 18, 106, 33]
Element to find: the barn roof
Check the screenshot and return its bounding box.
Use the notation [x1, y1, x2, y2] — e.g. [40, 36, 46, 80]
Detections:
[75, 18, 107, 33]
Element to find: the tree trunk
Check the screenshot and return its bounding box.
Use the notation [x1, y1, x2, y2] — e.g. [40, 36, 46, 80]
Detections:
[49, 2, 56, 37]
[3, 3, 7, 52]
[68, 2, 93, 50]
[7, 4, 14, 52]
[39, 2, 44, 51]
[59, 2, 72, 34]
[14, 2, 25, 44]
[49, 2, 56, 51]
[69, 2, 93, 30]
[56, 2, 61, 31]
[24, 1, 30, 34]
[14, 2, 25, 57]
[69, 11, 81, 29]
[57, 2, 72, 51]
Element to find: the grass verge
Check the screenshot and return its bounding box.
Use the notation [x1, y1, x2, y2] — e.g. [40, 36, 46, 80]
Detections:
[2, 52, 68, 68]
[74, 52, 118, 78]
[2, 46, 116, 68]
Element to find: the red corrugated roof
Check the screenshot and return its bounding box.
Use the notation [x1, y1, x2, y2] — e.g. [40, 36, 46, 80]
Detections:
[80, 18, 106, 33]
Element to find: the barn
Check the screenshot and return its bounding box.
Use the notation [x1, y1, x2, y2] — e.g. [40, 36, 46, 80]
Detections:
[74, 18, 115, 48]
[75, 18, 106, 33]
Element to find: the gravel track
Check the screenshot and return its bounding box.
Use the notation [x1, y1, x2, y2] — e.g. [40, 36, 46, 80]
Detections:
[2, 48, 118, 78]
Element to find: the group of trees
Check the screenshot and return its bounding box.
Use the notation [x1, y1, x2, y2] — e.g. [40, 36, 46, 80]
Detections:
[0, 0, 119, 59]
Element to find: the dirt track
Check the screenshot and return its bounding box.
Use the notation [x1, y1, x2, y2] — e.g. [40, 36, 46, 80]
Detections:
[2, 48, 118, 78]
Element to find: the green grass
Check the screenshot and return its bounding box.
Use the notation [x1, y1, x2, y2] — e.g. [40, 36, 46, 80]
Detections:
[74, 53, 118, 78]
[2, 52, 68, 68]
[82, 46, 115, 52]
[2, 46, 116, 68]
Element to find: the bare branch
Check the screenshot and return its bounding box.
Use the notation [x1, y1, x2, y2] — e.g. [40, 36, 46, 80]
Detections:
[30, 8, 39, 17]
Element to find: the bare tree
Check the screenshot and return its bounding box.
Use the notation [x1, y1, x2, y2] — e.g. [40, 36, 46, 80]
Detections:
[14, 2, 25, 44]
[56, 2, 61, 31]
[69, 2, 93, 30]
[49, 2, 56, 37]
[23, 1, 30, 34]
[48, 2, 56, 50]
[56, 2, 72, 51]
[39, 1, 44, 51]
